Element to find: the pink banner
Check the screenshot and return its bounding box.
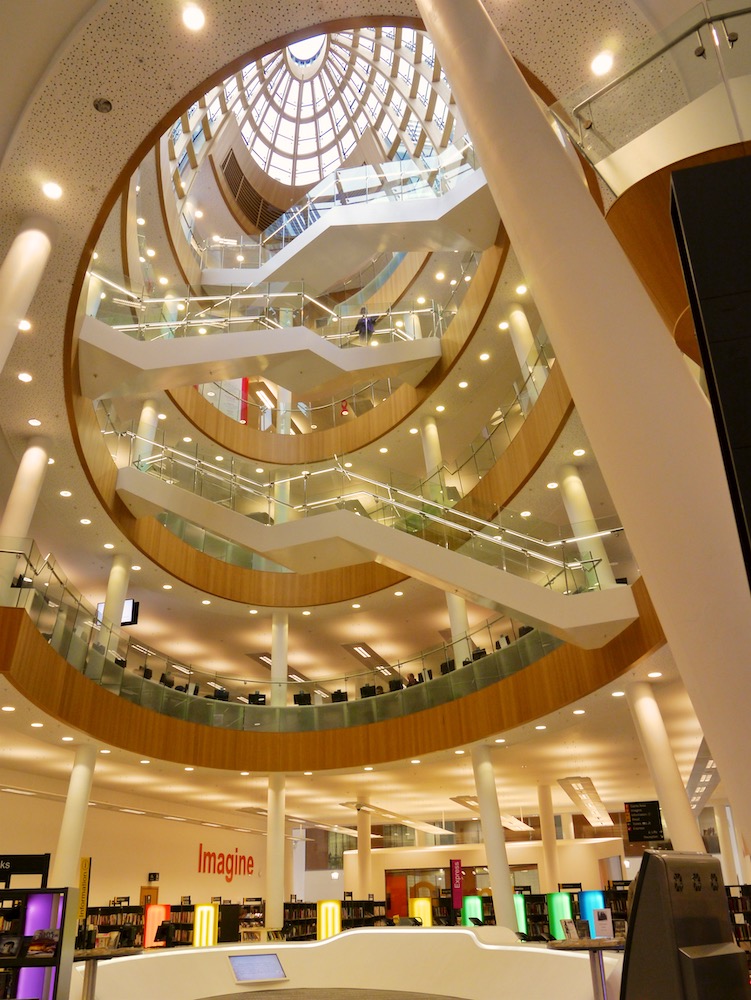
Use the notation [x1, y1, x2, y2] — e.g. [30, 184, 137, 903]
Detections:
[450, 858, 462, 910]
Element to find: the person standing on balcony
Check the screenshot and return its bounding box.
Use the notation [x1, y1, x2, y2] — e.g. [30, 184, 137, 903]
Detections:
[355, 306, 379, 343]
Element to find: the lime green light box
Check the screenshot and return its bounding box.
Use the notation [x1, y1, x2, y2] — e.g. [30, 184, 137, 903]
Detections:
[547, 892, 574, 941]
[514, 894, 528, 935]
[461, 895, 483, 926]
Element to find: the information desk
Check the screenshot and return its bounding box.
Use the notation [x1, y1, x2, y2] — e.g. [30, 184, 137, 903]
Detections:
[74, 947, 143, 1000]
[547, 939, 624, 1000]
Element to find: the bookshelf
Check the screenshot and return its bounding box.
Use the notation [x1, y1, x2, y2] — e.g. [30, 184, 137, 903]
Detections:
[604, 881, 630, 923]
[432, 891, 454, 926]
[169, 904, 194, 946]
[522, 893, 550, 939]
[480, 897, 496, 926]
[282, 902, 317, 940]
[85, 905, 144, 947]
[0, 888, 68, 1000]
[341, 899, 386, 929]
[726, 885, 751, 956]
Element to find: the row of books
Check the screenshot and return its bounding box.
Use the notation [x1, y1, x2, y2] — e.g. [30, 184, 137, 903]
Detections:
[0, 929, 59, 959]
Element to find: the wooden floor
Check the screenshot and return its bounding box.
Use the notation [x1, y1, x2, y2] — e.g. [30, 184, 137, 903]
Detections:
[210, 991, 467, 999]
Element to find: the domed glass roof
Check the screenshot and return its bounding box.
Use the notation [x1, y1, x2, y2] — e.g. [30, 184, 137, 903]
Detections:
[229, 26, 460, 186]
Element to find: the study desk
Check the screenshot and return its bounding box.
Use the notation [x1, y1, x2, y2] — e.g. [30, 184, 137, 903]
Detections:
[547, 938, 625, 1000]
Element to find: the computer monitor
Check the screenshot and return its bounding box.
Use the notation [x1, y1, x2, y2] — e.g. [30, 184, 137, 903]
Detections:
[96, 599, 139, 626]
[293, 692, 311, 706]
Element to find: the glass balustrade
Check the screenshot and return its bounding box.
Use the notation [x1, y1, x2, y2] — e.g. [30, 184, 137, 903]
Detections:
[551, 3, 751, 195]
[0, 536, 563, 734]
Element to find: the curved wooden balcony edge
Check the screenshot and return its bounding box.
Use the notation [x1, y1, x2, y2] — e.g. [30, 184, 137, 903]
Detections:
[0, 577, 663, 772]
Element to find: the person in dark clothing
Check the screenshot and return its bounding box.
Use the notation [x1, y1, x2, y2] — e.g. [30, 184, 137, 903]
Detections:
[354, 306, 378, 343]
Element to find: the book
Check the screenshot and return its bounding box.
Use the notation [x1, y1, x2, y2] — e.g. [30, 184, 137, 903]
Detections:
[561, 918, 578, 941]
[0, 935, 21, 957]
[25, 929, 59, 956]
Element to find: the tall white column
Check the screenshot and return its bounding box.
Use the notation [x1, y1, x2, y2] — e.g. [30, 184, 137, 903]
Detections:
[274, 388, 293, 523]
[417, 0, 751, 847]
[0, 218, 55, 375]
[419, 415, 442, 477]
[134, 399, 159, 465]
[508, 304, 539, 411]
[626, 683, 704, 852]
[538, 785, 559, 893]
[266, 773, 286, 929]
[102, 554, 130, 629]
[471, 745, 517, 930]
[357, 800, 373, 900]
[558, 464, 616, 590]
[560, 813, 575, 841]
[446, 591, 472, 668]
[731, 810, 751, 883]
[50, 744, 96, 887]
[714, 803, 740, 885]
[0, 437, 50, 538]
[270, 612, 288, 707]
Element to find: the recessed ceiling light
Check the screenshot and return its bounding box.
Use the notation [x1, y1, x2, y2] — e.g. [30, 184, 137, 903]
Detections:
[42, 181, 62, 200]
[395, 319, 404, 328]
[206, 391, 215, 397]
[79, 518, 91, 525]
[612, 691, 626, 697]
[201, 599, 211, 606]
[162, 584, 172, 590]
[591, 50, 614, 76]
[394, 591, 403, 597]
[158, 277, 168, 287]
[59, 490, 72, 498]
[352, 603, 361, 609]
[184, 766, 194, 772]
[344, 461, 353, 468]
[249, 609, 258, 615]
[455, 749, 465, 755]
[479, 353, 489, 361]
[131, 565, 141, 571]
[103, 543, 114, 550]
[409, 428, 418, 435]
[183, 4, 206, 31]
[145, 248, 156, 258]
[194, 209, 204, 219]
[255, 467, 264, 474]
[436, 405, 445, 413]
[1, 707, 15, 713]
[494, 738, 506, 743]
[28, 418, 41, 427]
[240, 771, 250, 776]
[47, 457, 55, 465]
[182, 436, 192, 444]
[304, 771, 313, 776]
[515, 284, 527, 295]
[458, 381, 468, 389]
[498, 321, 509, 330]
[140, 759, 150, 764]
[411, 759, 421, 764]
[30, 723, 43, 728]
[302, 610, 311, 616]
[61, 736, 74, 742]
[136, 217, 145, 226]
[573, 709, 586, 715]
[573, 448, 586, 457]
[379, 446, 388, 454]
[535, 724, 547, 730]
[18, 319, 31, 332]
[520, 510, 531, 518]
[417, 296, 426, 304]
[99, 749, 111, 754]
[236, 254, 244, 263]
[464, 275, 471, 282]
[198, 327, 207, 335]
[17, 372, 32, 383]
[364, 766, 373, 771]
[435, 271, 445, 281]
[546, 481, 558, 490]
[215, 455, 223, 461]
[647, 671, 663, 678]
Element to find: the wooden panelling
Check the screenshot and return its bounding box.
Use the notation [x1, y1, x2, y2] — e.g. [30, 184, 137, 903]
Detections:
[606, 142, 751, 367]
[0, 577, 662, 771]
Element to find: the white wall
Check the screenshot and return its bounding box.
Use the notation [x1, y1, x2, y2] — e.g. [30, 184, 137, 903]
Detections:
[0, 791, 267, 904]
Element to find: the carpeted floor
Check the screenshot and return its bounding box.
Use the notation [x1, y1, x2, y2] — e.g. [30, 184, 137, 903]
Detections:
[208, 991, 467, 999]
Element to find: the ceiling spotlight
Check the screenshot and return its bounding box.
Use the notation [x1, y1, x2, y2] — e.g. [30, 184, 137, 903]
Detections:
[183, 436, 192, 443]
[162, 584, 173, 590]
[535, 724, 547, 730]
[182, 3, 206, 30]
[28, 419, 41, 427]
[158, 277, 168, 286]
[499, 321, 509, 330]
[494, 738, 506, 743]
[417, 296, 426, 304]
[201, 600, 211, 606]
[103, 543, 114, 550]
[458, 381, 468, 389]
[18, 319, 31, 332]
[479, 353, 489, 361]
[647, 671, 663, 678]
[352, 603, 361, 610]
[520, 510, 531, 518]
[17, 372, 32, 383]
[591, 50, 614, 76]
[394, 591, 403, 597]
[364, 766, 374, 771]
[131, 565, 141, 571]
[42, 181, 63, 200]
[612, 690, 626, 697]
[573, 709, 586, 715]
[515, 284, 527, 295]
[409, 428, 418, 435]
[411, 759, 421, 764]
[194, 209, 204, 219]
[302, 610, 311, 616]
[435, 271, 445, 281]
[136, 217, 145, 226]
[379, 446, 388, 454]
[573, 448, 586, 457]
[249, 609, 258, 615]
[435, 405, 445, 413]
[79, 518, 91, 525]
[546, 481, 559, 490]
[146, 248, 156, 258]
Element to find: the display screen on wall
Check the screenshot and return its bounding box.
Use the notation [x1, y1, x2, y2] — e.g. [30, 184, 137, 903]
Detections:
[229, 953, 287, 983]
[95, 599, 139, 626]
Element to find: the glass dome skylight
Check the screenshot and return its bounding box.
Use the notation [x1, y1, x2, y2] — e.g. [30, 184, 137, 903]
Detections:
[229, 26, 458, 186]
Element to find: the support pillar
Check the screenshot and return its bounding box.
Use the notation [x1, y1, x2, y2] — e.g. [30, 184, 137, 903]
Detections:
[266, 773, 286, 929]
[626, 683, 704, 852]
[714, 803, 740, 885]
[102, 554, 130, 630]
[270, 612, 288, 708]
[0, 437, 50, 590]
[417, 0, 751, 847]
[558, 464, 616, 589]
[50, 744, 96, 887]
[446, 591, 472, 668]
[471, 745, 517, 930]
[560, 813, 575, 841]
[134, 399, 159, 465]
[538, 785, 559, 893]
[357, 799, 373, 900]
[0, 218, 55, 375]
[508, 304, 540, 411]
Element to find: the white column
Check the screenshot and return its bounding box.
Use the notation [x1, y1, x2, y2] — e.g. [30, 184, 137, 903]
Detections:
[558, 464, 616, 590]
[417, 0, 751, 848]
[102, 554, 130, 629]
[266, 772, 286, 929]
[0, 218, 55, 375]
[357, 801, 373, 900]
[0, 437, 50, 538]
[508, 304, 539, 411]
[538, 785, 559, 893]
[560, 813, 575, 841]
[274, 388, 293, 523]
[270, 612, 288, 708]
[626, 683, 704, 852]
[49, 744, 96, 887]
[731, 810, 751, 883]
[471, 745, 517, 930]
[714, 803, 740, 885]
[134, 399, 159, 464]
[84, 272, 105, 318]
[419, 414, 442, 476]
[446, 591, 472, 668]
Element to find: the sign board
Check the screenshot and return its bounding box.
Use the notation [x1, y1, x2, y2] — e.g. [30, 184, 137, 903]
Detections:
[625, 801, 664, 842]
[148, 872, 159, 883]
[0, 853, 50, 886]
[450, 858, 462, 910]
[78, 858, 92, 920]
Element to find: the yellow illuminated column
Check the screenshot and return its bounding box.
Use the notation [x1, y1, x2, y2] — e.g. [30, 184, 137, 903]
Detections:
[408, 897, 432, 927]
[193, 903, 219, 947]
[317, 900, 342, 940]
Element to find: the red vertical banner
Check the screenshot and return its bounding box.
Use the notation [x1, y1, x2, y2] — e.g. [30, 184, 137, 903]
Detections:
[240, 377, 249, 425]
[450, 859, 462, 910]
